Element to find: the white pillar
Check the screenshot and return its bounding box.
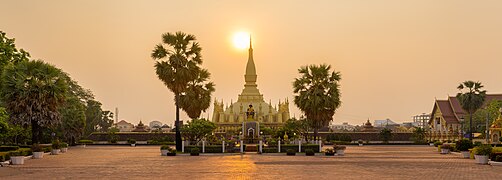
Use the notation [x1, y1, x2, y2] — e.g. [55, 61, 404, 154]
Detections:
[319, 140, 322, 152]
[259, 140, 263, 153]
[182, 141, 185, 153]
[278, 140, 281, 153]
[240, 140, 244, 153]
[298, 140, 301, 152]
[202, 141, 205, 153]
[222, 141, 225, 153]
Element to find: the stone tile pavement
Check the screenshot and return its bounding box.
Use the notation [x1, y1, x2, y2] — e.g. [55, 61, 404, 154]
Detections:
[0, 145, 501, 179]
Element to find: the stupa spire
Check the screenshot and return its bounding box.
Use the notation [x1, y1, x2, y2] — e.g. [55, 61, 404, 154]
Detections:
[245, 35, 256, 84]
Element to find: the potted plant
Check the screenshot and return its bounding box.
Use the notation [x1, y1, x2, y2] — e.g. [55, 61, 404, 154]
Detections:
[305, 149, 315, 156]
[51, 140, 61, 155]
[440, 144, 451, 154]
[128, 139, 136, 147]
[325, 148, 335, 156]
[190, 148, 200, 156]
[9, 151, 24, 165]
[456, 139, 472, 158]
[429, 141, 434, 146]
[167, 149, 177, 156]
[433, 141, 443, 147]
[31, 144, 44, 159]
[334, 145, 346, 155]
[160, 145, 171, 156]
[286, 149, 296, 156]
[358, 139, 363, 146]
[60, 143, 69, 153]
[474, 144, 492, 165]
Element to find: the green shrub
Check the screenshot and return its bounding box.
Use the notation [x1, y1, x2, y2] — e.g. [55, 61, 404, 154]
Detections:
[52, 140, 61, 149]
[433, 141, 443, 147]
[440, 144, 451, 150]
[78, 139, 93, 144]
[61, 143, 68, 148]
[280, 144, 320, 152]
[127, 138, 136, 144]
[474, 144, 492, 155]
[0, 146, 19, 152]
[262, 148, 278, 153]
[286, 149, 296, 156]
[42, 146, 52, 153]
[305, 149, 315, 156]
[0, 152, 10, 161]
[184, 145, 223, 153]
[456, 139, 473, 151]
[473, 141, 482, 147]
[190, 148, 200, 156]
[9, 151, 23, 157]
[495, 155, 502, 162]
[160, 145, 172, 150]
[325, 148, 335, 156]
[31, 144, 43, 152]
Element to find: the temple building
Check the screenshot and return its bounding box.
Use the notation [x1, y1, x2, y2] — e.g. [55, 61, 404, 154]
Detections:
[427, 94, 502, 141]
[211, 39, 290, 132]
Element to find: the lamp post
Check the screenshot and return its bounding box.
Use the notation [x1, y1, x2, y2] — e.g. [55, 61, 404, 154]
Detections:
[486, 109, 490, 144]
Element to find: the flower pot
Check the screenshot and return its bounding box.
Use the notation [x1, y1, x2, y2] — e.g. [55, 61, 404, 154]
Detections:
[10, 156, 24, 165]
[461, 151, 470, 158]
[440, 149, 450, 154]
[61, 148, 68, 153]
[51, 149, 60, 155]
[161, 150, 169, 156]
[336, 150, 345, 156]
[358, 144, 363, 147]
[475, 155, 489, 164]
[33, 152, 44, 159]
[131, 144, 136, 147]
[429, 143, 434, 146]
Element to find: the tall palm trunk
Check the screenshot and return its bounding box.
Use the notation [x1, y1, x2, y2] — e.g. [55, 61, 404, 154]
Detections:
[469, 112, 473, 141]
[31, 119, 40, 144]
[175, 93, 182, 150]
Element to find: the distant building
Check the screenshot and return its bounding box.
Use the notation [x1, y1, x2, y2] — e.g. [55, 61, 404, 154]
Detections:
[161, 124, 172, 132]
[116, 120, 134, 132]
[331, 122, 356, 132]
[374, 119, 397, 127]
[413, 113, 430, 129]
[361, 120, 378, 132]
[149, 121, 163, 129]
[132, 121, 148, 132]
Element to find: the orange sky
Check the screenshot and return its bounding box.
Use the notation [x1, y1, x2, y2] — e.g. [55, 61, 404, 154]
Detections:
[1, 0, 502, 126]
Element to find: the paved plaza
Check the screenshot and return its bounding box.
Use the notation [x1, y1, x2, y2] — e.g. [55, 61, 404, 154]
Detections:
[0, 145, 501, 179]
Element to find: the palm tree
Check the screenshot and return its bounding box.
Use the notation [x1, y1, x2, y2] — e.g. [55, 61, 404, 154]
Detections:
[0, 60, 67, 144]
[151, 32, 211, 150]
[179, 68, 215, 119]
[456, 81, 486, 141]
[293, 64, 342, 140]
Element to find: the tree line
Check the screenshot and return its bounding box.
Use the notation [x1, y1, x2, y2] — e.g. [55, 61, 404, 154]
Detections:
[0, 31, 114, 145]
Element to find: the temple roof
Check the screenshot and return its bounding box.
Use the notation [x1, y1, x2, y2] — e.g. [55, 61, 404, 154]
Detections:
[430, 94, 502, 125]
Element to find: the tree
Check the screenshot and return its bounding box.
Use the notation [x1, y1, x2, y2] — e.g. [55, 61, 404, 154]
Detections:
[293, 64, 341, 140]
[0, 107, 9, 143]
[0, 31, 30, 75]
[411, 127, 426, 144]
[0, 60, 67, 144]
[98, 111, 114, 132]
[380, 128, 393, 144]
[84, 100, 102, 136]
[151, 31, 211, 150]
[179, 69, 215, 119]
[456, 81, 486, 141]
[59, 97, 86, 145]
[471, 100, 502, 134]
[181, 118, 216, 144]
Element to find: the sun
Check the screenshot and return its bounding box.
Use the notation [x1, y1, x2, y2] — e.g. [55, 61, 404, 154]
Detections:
[233, 32, 250, 49]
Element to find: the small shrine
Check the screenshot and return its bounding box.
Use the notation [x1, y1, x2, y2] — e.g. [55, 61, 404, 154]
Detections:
[489, 108, 502, 143]
[132, 121, 148, 132]
[361, 119, 377, 132]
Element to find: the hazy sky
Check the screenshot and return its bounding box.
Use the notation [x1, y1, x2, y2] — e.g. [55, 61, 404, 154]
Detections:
[1, 0, 502, 126]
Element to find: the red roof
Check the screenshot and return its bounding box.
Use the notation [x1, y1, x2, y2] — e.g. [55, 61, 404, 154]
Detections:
[430, 94, 502, 124]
